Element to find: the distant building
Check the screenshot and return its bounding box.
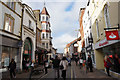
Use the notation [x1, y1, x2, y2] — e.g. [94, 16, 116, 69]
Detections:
[40, 6, 53, 60]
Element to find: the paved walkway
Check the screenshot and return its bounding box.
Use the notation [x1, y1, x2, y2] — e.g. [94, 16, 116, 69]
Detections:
[72, 61, 115, 78]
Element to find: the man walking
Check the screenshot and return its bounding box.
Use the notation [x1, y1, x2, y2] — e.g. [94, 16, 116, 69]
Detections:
[9, 58, 16, 79]
[87, 55, 93, 72]
[52, 56, 60, 79]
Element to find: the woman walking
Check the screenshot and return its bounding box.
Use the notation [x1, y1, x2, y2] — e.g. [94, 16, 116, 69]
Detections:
[60, 57, 68, 80]
[104, 55, 112, 76]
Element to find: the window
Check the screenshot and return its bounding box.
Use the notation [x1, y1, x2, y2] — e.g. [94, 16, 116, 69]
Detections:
[42, 24, 45, 30]
[104, 5, 111, 28]
[4, 14, 14, 33]
[42, 16, 45, 21]
[46, 33, 48, 39]
[42, 43, 45, 46]
[7, 1, 15, 10]
[42, 33, 45, 39]
[46, 43, 48, 48]
[46, 24, 49, 30]
[46, 16, 48, 21]
[29, 20, 32, 28]
[96, 19, 100, 38]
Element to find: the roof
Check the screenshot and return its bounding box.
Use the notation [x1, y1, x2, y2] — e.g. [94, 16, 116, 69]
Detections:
[66, 37, 81, 48]
[41, 7, 50, 17]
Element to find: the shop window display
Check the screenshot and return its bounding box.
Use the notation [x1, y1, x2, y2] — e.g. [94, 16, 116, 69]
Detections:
[103, 42, 120, 73]
[1, 46, 18, 70]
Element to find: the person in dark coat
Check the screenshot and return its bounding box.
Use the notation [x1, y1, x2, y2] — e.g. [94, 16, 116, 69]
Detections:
[44, 58, 48, 74]
[52, 56, 60, 79]
[22, 58, 27, 72]
[9, 58, 16, 78]
[113, 54, 120, 73]
[87, 55, 93, 72]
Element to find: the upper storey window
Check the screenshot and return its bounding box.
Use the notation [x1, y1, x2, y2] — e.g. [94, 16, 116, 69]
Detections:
[42, 16, 45, 21]
[46, 16, 48, 21]
[104, 5, 111, 28]
[4, 13, 14, 33]
[7, 0, 16, 10]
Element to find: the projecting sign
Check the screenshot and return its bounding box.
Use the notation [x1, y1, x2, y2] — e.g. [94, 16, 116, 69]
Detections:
[105, 30, 119, 40]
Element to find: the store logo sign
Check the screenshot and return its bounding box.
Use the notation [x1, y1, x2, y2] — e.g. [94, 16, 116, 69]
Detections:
[105, 30, 119, 40]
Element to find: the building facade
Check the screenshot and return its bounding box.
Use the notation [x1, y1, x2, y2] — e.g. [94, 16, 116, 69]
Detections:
[86, 0, 120, 78]
[40, 6, 53, 60]
[0, 0, 23, 72]
[20, 4, 36, 70]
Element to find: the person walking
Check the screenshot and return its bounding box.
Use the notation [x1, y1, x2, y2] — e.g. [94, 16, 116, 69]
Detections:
[75, 57, 78, 66]
[79, 57, 83, 69]
[87, 55, 93, 72]
[52, 56, 60, 79]
[60, 57, 68, 80]
[44, 58, 48, 74]
[104, 55, 112, 76]
[29, 60, 35, 79]
[22, 58, 27, 72]
[9, 58, 16, 79]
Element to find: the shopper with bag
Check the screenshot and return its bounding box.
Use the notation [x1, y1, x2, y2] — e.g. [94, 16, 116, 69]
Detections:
[44, 58, 48, 74]
[60, 57, 68, 80]
[104, 55, 112, 76]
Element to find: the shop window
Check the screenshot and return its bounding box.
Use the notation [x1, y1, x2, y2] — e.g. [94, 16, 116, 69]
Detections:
[1, 46, 17, 69]
[104, 5, 111, 28]
[4, 13, 14, 33]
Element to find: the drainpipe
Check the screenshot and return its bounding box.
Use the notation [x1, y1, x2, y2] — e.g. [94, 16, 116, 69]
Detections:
[19, 5, 24, 71]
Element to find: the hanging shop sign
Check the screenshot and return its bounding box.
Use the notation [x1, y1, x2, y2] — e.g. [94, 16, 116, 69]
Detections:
[105, 30, 119, 40]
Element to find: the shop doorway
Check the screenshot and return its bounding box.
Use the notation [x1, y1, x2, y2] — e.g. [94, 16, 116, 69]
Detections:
[23, 38, 32, 62]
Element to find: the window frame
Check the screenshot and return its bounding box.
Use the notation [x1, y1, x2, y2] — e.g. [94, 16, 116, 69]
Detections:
[7, 1, 16, 10]
[96, 19, 100, 39]
[3, 13, 15, 33]
[104, 4, 111, 28]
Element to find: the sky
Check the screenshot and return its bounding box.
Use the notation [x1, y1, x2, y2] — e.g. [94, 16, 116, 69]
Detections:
[22, 0, 88, 53]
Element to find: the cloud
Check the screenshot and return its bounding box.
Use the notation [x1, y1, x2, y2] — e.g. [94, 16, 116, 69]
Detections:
[22, 0, 87, 52]
[53, 33, 76, 52]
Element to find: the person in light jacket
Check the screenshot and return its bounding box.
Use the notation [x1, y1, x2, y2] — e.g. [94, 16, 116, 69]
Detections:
[60, 57, 68, 80]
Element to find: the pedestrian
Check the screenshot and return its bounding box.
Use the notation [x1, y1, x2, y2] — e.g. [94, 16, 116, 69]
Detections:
[104, 55, 112, 76]
[9, 58, 16, 79]
[52, 56, 61, 79]
[79, 57, 83, 69]
[29, 60, 35, 79]
[26, 58, 30, 72]
[75, 57, 78, 66]
[44, 58, 48, 74]
[87, 55, 93, 72]
[60, 57, 68, 80]
[113, 53, 120, 73]
[22, 58, 27, 72]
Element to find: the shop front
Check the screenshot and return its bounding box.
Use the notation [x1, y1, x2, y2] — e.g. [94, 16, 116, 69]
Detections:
[95, 38, 120, 74]
[0, 35, 20, 77]
[23, 38, 32, 62]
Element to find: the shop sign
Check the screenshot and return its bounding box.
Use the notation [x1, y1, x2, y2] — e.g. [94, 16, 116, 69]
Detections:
[105, 30, 119, 40]
[99, 41, 108, 46]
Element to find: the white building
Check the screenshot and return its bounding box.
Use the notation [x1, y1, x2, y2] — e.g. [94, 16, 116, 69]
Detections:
[20, 4, 36, 70]
[0, 0, 23, 73]
[82, 0, 95, 66]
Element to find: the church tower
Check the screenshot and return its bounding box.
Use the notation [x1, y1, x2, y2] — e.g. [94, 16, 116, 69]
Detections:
[40, 5, 52, 52]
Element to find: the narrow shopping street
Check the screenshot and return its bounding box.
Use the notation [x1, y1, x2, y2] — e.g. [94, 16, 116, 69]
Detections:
[39, 61, 114, 79]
